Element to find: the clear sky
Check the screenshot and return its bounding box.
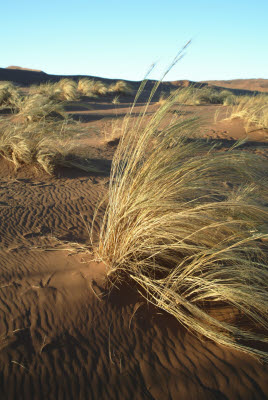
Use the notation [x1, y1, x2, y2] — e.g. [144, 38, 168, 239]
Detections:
[1, 0, 267, 82]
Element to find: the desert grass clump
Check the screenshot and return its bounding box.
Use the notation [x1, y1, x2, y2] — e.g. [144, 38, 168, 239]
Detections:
[77, 78, 97, 97]
[29, 79, 78, 101]
[91, 80, 109, 96]
[223, 94, 239, 106]
[226, 94, 268, 131]
[108, 80, 133, 95]
[29, 82, 60, 99]
[56, 79, 78, 101]
[0, 82, 22, 111]
[0, 118, 101, 174]
[194, 87, 233, 105]
[16, 94, 66, 122]
[174, 87, 235, 106]
[93, 83, 268, 361]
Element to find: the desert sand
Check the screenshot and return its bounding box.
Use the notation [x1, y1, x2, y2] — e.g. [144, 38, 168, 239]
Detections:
[0, 70, 267, 399]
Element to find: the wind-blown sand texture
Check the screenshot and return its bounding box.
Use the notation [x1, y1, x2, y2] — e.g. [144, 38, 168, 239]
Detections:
[0, 72, 267, 399]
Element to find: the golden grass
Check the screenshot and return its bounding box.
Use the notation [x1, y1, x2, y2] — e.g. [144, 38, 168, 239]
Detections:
[111, 95, 120, 105]
[56, 78, 78, 101]
[0, 82, 22, 111]
[173, 87, 234, 105]
[30, 79, 133, 101]
[77, 78, 97, 97]
[0, 118, 102, 174]
[93, 84, 268, 361]
[91, 80, 109, 96]
[225, 94, 268, 131]
[16, 94, 66, 122]
[29, 82, 59, 98]
[108, 80, 133, 95]
[29, 79, 78, 101]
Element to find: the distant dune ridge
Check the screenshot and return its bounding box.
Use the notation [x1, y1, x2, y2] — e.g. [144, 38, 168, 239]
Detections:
[6, 66, 45, 73]
[203, 78, 268, 93]
[0, 66, 267, 94]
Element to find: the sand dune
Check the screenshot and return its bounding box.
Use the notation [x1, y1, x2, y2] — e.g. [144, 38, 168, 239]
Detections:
[0, 162, 267, 399]
[203, 78, 268, 93]
[0, 76, 267, 399]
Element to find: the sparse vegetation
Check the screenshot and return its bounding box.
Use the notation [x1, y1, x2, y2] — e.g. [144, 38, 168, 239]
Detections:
[112, 95, 120, 105]
[77, 78, 97, 97]
[16, 94, 66, 122]
[29, 79, 78, 101]
[90, 80, 109, 96]
[172, 86, 235, 105]
[225, 94, 268, 131]
[56, 78, 78, 101]
[0, 118, 101, 174]
[93, 84, 268, 361]
[108, 80, 133, 95]
[0, 82, 22, 111]
[28, 78, 133, 102]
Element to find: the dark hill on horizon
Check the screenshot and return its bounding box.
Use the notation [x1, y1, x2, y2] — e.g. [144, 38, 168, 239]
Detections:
[1, 66, 266, 96]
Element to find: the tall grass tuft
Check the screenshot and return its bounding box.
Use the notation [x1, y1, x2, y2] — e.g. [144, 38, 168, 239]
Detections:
[93, 85, 268, 361]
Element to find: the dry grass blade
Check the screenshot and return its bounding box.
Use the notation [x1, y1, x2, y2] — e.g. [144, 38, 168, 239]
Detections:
[94, 80, 268, 361]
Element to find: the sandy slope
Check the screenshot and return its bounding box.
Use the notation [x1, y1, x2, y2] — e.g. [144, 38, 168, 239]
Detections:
[0, 94, 268, 399]
[203, 79, 268, 93]
[0, 164, 267, 400]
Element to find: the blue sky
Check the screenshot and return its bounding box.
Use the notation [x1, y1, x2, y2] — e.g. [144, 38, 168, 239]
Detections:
[1, 0, 267, 81]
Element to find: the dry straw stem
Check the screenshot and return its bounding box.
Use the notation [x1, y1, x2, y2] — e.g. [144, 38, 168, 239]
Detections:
[0, 118, 102, 174]
[94, 75, 268, 360]
[225, 94, 268, 131]
[112, 95, 120, 105]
